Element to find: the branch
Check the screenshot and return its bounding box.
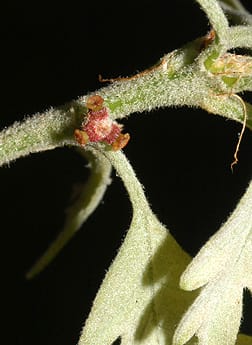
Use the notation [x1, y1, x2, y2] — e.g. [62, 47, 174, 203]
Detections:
[2, 36, 252, 169]
[227, 25, 252, 50]
[196, 0, 229, 44]
[0, 102, 84, 166]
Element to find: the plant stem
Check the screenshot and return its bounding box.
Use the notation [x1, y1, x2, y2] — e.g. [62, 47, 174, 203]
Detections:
[0, 102, 84, 166]
[228, 26, 252, 49]
[196, 0, 229, 43]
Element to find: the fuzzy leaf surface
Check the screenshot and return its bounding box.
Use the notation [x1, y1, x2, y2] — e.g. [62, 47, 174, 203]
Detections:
[79, 150, 197, 345]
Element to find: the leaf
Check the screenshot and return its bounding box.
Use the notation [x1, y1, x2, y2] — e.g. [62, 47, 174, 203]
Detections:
[218, 0, 252, 26]
[173, 181, 252, 345]
[78, 150, 197, 345]
[26, 149, 112, 278]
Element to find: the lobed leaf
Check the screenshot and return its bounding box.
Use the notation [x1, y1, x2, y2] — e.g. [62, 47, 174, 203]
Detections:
[174, 180, 252, 345]
[78, 150, 197, 345]
[27, 149, 112, 278]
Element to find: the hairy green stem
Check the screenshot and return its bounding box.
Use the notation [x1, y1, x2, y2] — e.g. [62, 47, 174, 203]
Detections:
[1, 24, 252, 170]
[196, 0, 229, 43]
[228, 25, 252, 49]
[0, 102, 84, 166]
[92, 59, 210, 120]
[103, 150, 150, 215]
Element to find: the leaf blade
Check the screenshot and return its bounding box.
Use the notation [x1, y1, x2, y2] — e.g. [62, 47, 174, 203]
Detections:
[78, 150, 196, 345]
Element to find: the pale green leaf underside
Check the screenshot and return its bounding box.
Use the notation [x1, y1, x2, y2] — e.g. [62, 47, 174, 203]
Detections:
[80, 214, 194, 345]
[26, 149, 112, 278]
[78, 151, 197, 345]
[219, 0, 252, 25]
[174, 179, 252, 345]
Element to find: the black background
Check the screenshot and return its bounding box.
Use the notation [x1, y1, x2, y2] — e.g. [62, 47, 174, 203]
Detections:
[1, 1, 252, 344]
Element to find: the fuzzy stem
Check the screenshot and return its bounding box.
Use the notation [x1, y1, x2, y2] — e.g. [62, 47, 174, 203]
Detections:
[102, 149, 150, 215]
[1, 32, 252, 168]
[227, 25, 252, 49]
[196, 0, 229, 43]
[0, 102, 84, 166]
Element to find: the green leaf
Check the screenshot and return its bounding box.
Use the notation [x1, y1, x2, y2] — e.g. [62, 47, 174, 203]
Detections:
[219, 0, 252, 25]
[173, 180, 252, 345]
[78, 150, 197, 345]
[26, 149, 112, 278]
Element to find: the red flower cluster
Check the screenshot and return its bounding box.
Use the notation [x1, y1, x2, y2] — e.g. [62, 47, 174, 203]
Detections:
[74, 95, 130, 151]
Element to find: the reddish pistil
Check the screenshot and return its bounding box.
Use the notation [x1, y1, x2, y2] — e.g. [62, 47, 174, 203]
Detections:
[74, 95, 130, 150]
